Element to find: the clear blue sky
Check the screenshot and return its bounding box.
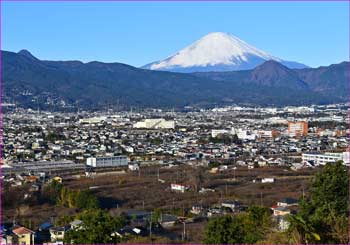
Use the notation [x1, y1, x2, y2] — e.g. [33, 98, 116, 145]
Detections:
[2, 1, 349, 68]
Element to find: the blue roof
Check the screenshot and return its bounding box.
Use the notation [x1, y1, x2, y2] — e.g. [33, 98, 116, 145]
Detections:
[39, 222, 53, 230]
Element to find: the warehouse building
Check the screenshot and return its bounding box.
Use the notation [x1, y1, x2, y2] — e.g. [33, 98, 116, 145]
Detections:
[133, 118, 175, 129]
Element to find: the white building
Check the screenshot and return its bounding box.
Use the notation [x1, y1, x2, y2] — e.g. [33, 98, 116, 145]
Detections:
[233, 128, 256, 140]
[79, 116, 107, 124]
[211, 129, 230, 137]
[170, 183, 189, 193]
[261, 178, 275, 183]
[302, 152, 350, 166]
[86, 156, 129, 168]
[133, 119, 175, 129]
[128, 163, 139, 171]
[285, 106, 315, 113]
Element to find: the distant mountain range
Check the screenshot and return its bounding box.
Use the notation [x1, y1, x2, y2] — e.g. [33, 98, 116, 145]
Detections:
[2, 49, 348, 110]
[142, 32, 308, 72]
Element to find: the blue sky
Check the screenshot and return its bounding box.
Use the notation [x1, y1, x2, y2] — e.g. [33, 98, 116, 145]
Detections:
[2, 1, 349, 67]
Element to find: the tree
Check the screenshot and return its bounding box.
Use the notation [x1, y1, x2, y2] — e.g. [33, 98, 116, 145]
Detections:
[41, 181, 99, 210]
[75, 190, 99, 209]
[40, 180, 63, 205]
[152, 208, 162, 223]
[64, 210, 126, 244]
[189, 167, 204, 192]
[287, 161, 347, 243]
[243, 206, 272, 243]
[203, 206, 272, 244]
[204, 215, 244, 244]
[287, 215, 320, 244]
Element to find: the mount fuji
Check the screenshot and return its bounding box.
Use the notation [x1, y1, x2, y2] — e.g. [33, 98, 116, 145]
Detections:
[142, 32, 308, 72]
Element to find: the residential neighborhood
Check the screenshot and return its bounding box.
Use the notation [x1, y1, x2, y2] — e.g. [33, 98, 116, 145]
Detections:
[1, 103, 349, 244]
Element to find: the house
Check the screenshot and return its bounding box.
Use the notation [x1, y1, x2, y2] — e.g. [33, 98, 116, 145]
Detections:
[207, 207, 223, 217]
[272, 206, 291, 216]
[1, 235, 12, 245]
[209, 167, 219, 174]
[277, 198, 298, 207]
[190, 205, 204, 215]
[39, 222, 53, 231]
[128, 163, 139, 171]
[1, 223, 15, 245]
[69, 220, 83, 230]
[261, 178, 274, 183]
[170, 183, 189, 193]
[221, 200, 241, 212]
[49, 226, 70, 242]
[199, 187, 215, 194]
[35, 221, 53, 243]
[125, 210, 151, 222]
[111, 227, 146, 238]
[24, 176, 39, 183]
[12, 226, 35, 245]
[158, 214, 178, 228]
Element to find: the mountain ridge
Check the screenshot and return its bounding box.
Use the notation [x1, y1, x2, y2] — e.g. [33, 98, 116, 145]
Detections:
[2, 49, 347, 110]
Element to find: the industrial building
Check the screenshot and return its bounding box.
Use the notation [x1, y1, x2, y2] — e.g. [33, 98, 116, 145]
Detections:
[86, 155, 129, 168]
[133, 118, 175, 129]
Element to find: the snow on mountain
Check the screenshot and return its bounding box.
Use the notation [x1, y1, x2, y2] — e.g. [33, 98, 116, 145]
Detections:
[142, 32, 307, 72]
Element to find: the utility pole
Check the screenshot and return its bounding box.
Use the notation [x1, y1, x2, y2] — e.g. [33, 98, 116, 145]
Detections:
[182, 221, 186, 241]
[149, 211, 153, 238]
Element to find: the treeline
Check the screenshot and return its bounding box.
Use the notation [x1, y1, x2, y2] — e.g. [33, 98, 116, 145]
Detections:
[204, 161, 348, 244]
[43, 181, 99, 209]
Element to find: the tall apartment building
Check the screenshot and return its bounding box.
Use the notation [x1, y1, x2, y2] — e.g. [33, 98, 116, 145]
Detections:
[288, 121, 308, 137]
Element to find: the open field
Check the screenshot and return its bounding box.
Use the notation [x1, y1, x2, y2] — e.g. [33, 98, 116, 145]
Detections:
[64, 165, 316, 212]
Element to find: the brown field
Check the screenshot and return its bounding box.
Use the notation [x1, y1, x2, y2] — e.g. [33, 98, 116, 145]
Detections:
[2, 164, 319, 242]
[66, 165, 316, 212]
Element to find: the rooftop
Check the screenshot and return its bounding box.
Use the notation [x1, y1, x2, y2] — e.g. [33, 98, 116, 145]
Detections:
[12, 226, 34, 235]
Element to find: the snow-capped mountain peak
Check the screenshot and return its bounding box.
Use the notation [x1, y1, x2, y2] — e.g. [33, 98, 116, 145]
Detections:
[142, 32, 306, 72]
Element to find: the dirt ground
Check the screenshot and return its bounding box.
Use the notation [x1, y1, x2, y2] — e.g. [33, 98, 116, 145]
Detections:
[65, 165, 316, 212]
[2, 164, 319, 242]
